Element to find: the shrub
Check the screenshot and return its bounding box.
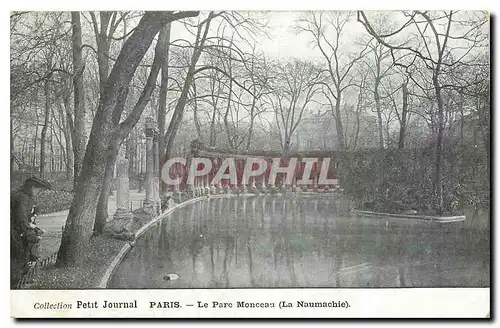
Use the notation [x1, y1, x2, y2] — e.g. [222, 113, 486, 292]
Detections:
[339, 144, 489, 215]
[35, 190, 74, 214]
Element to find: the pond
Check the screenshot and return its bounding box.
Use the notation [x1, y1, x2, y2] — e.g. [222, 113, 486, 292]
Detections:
[109, 195, 490, 288]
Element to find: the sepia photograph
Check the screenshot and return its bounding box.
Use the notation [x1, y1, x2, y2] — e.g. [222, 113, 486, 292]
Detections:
[9, 8, 490, 318]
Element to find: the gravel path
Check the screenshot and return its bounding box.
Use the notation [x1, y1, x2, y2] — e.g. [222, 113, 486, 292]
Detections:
[35, 190, 146, 259]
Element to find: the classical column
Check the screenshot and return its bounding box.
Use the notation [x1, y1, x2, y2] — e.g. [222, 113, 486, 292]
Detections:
[105, 155, 135, 240]
[113, 156, 134, 220]
[249, 179, 257, 194]
[312, 172, 319, 192]
[241, 197, 246, 217]
[153, 131, 161, 208]
[204, 175, 210, 195]
[172, 173, 182, 203]
[259, 176, 267, 193]
[291, 175, 299, 193]
[143, 117, 160, 215]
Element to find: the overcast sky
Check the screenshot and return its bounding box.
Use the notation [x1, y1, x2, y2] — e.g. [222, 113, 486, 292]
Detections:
[169, 11, 369, 61]
[259, 11, 319, 59]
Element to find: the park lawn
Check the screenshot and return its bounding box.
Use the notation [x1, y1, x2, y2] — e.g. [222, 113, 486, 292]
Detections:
[29, 235, 126, 289]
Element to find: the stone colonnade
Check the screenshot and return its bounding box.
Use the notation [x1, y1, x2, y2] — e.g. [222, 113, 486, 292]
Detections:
[106, 118, 162, 239]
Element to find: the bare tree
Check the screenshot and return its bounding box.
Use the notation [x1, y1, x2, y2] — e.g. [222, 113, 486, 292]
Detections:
[89, 11, 142, 235]
[268, 59, 322, 152]
[366, 40, 394, 149]
[160, 11, 266, 160]
[243, 46, 273, 150]
[161, 12, 215, 162]
[157, 22, 172, 163]
[57, 11, 199, 266]
[358, 10, 488, 213]
[296, 11, 370, 151]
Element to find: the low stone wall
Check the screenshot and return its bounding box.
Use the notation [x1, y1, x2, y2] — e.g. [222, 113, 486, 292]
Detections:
[98, 195, 214, 288]
[352, 209, 466, 222]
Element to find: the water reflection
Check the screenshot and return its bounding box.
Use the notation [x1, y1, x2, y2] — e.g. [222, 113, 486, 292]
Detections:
[109, 196, 490, 288]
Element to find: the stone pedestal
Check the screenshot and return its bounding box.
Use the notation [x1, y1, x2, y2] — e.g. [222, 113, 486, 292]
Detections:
[215, 182, 223, 194]
[185, 184, 195, 199]
[105, 157, 135, 240]
[171, 177, 182, 203]
[312, 178, 319, 192]
[173, 190, 182, 203]
[232, 185, 240, 194]
[261, 183, 267, 194]
[249, 180, 259, 194]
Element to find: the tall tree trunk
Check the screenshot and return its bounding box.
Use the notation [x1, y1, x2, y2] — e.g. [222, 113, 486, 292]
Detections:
[40, 80, 51, 177]
[58, 127, 64, 172]
[459, 99, 465, 146]
[352, 81, 364, 151]
[127, 133, 135, 178]
[71, 12, 87, 187]
[96, 12, 112, 91]
[94, 16, 173, 236]
[374, 79, 384, 149]
[50, 123, 55, 172]
[33, 109, 39, 169]
[93, 141, 120, 235]
[65, 130, 74, 180]
[209, 107, 217, 147]
[246, 96, 257, 150]
[224, 70, 234, 149]
[433, 73, 444, 214]
[57, 12, 188, 265]
[208, 74, 222, 147]
[62, 95, 75, 180]
[163, 13, 213, 163]
[158, 23, 172, 158]
[334, 92, 346, 152]
[192, 82, 202, 140]
[157, 23, 172, 193]
[398, 82, 408, 149]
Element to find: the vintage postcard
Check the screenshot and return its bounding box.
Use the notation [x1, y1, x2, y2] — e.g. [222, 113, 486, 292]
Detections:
[10, 9, 490, 318]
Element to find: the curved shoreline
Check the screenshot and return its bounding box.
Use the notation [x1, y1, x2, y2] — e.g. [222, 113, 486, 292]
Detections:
[352, 209, 466, 222]
[98, 193, 251, 288]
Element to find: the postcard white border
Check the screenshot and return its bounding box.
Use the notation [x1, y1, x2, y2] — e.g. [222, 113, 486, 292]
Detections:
[4, 0, 496, 325]
[11, 288, 490, 318]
